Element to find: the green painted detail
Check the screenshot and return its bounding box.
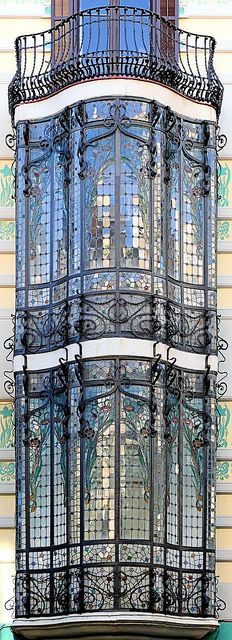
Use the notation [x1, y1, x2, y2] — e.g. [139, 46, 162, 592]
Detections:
[180, 0, 232, 14]
[0, 0, 50, 7]
[217, 220, 231, 240]
[208, 622, 232, 640]
[218, 162, 231, 207]
[0, 404, 15, 449]
[0, 164, 14, 208]
[217, 403, 230, 448]
[0, 461, 15, 482]
[216, 461, 230, 481]
[0, 627, 14, 640]
[0, 221, 15, 241]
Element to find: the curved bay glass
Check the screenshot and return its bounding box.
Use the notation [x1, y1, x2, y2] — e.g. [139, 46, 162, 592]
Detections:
[15, 358, 216, 617]
[14, 95, 218, 619]
[15, 98, 217, 355]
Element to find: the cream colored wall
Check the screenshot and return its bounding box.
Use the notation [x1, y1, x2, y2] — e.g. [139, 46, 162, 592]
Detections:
[180, 7, 232, 622]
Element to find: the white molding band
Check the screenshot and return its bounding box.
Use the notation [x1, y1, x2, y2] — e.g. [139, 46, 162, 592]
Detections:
[218, 208, 232, 219]
[218, 241, 232, 253]
[0, 241, 15, 253]
[0, 448, 15, 460]
[153, 343, 217, 372]
[216, 482, 232, 493]
[0, 307, 14, 318]
[0, 275, 15, 285]
[217, 448, 232, 461]
[0, 482, 15, 494]
[0, 516, 15, 528]
[13, 339, 218, 373]
[12, 612, 219, 640]
[217, 309, 232, 319]
[14, 78, 217, 125]
[216, 550, 232, 561]
[216, 516, 232, 528]
[0, 207, 15, 220]
[218, 275, 232, 287]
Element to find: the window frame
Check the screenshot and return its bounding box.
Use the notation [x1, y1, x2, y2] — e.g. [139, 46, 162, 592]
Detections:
[51, 0, 179, 27]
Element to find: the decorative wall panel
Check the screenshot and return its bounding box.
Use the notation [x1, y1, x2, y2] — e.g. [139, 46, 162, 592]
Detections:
[0, 402, 14, 448]
[218, 160, 232, 208]
[0, 161, 14, 209]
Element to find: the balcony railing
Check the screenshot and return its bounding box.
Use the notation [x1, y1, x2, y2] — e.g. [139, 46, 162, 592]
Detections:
[9, 6, 223, 119]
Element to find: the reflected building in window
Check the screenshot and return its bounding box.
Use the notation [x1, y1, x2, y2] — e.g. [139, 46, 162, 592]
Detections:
[9, 2, 224, 639]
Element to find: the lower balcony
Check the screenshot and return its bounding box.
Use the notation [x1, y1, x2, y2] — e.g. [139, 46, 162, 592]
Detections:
[12, 611, 219, 640]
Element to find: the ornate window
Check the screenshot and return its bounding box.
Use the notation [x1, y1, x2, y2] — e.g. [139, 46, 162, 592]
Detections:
[14, 97, 218, 620]
[15, 99, 217, 355]
[15, 356, 216, 617]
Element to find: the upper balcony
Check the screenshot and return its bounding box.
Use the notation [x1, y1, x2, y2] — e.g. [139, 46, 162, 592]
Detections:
[9, 5, 223, 120]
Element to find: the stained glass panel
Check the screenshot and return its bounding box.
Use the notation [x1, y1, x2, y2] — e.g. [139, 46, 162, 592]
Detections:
[120, 135, 150, 269]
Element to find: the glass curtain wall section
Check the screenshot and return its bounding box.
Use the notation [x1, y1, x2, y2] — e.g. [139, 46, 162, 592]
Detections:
[15, 98, 217, 355]
[14, 96, 218, 618]
[15, 357, 216, 617]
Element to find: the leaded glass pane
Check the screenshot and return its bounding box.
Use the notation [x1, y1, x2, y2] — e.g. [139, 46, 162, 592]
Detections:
[84, 135, 115, 270]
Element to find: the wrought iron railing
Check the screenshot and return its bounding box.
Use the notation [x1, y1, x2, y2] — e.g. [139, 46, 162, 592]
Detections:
[9, 6, 223, 119]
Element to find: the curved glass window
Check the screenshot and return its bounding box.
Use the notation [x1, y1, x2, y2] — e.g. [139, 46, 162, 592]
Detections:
[16, 98, 217, 355]
[15, 357, 216, 617]
[14, 96, 218, 620]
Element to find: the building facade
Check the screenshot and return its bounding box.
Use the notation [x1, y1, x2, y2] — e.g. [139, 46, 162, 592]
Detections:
[0, 1, 232, 640]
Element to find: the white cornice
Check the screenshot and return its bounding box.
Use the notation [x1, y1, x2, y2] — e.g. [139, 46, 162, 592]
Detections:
[217, 482, 232, 493]
[218, 275, 232, 286]
[0, 275, 15, 285]
[14, 339, 218, 373]
[14, 78, 217, 125]
[0, 448, 14, 460]
[0, 516, 15, 528]
[0, 207, 15, 219]
[0, 482, 15, 494]
[0, 241, 15, 253]
[218, 241, 232, 253]
[12, 612, 219, 640]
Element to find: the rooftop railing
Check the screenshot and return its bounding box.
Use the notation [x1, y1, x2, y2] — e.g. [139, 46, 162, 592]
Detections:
[9, 6, 223, 119]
